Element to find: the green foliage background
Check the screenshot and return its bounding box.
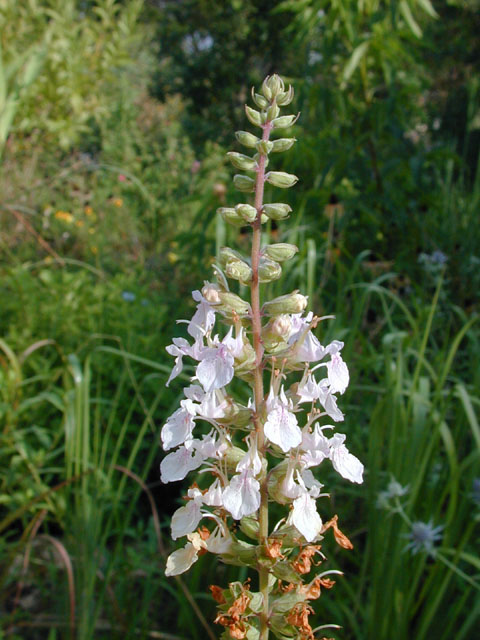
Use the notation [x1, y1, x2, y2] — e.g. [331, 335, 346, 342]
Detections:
[0, 1, 479, 639]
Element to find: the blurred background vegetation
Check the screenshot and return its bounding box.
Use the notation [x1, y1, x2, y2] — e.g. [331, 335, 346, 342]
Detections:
[0, 0, 479, 638]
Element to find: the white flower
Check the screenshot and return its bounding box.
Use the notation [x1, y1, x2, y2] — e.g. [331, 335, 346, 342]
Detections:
[297, 374, 322, 404]
[264, 386, 302, 453]
[325, 352, 349, 394]
[184, 385, 227, 419]
[160, 442, 200, 483]
[165, 337, 203, 387]
[194, 432, 227, 460]
[281, 458, 302, 500]
[161, 400, 196, 451]
[196, 338, 235, 392]
[236, 435, 262, 475]
[203, 478, 224, 507]
[290, 473, 323, 542]
[171, 487, 204, 539]
[222, 469, 261, 520]
[288, 313, 325, 362]
[317, 381, 344, 422]
[165, 531, 207, 577]
[297, 374, 344, 422]
[188, 290, 216, 340]
[329, 433, 364, 483]
[206, 524, 233, 555]
[300, 425, 331, 468]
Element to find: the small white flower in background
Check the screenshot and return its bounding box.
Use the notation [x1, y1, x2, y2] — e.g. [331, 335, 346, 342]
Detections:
[403, 521, 443, 556]
[377, 477, 409, 509]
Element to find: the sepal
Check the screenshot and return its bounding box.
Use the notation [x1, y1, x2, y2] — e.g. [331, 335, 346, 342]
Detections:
[235, 203, 258, 223]
[234, 174, 256, 192]
[218, 291, 251, 315]
[226, 151, 257, 171]
[272, 114, 298, 129]
[218, 206, 247, 227]
[258, 257, 282, 283]
[263, 291, 308, 315]
[245, 105, 263, 127]
[262, 203, 292, 220]
[263, 243, 298, 262]
[236, 130, 260, 148]
[266, 171, 298, 188]
[271, 138, 296, 153]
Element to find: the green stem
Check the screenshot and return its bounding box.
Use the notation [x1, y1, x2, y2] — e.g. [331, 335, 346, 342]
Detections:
[251, 118, 273, 639]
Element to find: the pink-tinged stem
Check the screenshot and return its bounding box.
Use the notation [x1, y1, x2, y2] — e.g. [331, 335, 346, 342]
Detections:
[250, 118, 273, 639]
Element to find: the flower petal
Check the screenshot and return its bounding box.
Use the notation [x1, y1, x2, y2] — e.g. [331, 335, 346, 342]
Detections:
[292, 492, 323, 542]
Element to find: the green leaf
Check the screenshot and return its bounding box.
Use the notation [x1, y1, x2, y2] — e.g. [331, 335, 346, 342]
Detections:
[342, 40, 370, 84]
[399, 0, 423, 37]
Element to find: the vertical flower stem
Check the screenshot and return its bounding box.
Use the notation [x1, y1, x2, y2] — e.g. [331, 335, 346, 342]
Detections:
[251, 119, 273, 639]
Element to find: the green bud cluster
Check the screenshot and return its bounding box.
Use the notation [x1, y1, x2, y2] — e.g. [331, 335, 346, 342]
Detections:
[221, 74, 298, 231]
[218, 74, 300, 299]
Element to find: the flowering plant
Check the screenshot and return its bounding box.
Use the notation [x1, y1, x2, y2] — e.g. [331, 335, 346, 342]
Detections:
[161, 75, 363, 640]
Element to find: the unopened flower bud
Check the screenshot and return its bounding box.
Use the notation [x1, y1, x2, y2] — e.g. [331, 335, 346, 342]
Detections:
[225, 446, 248, 473]
[218, 206, 248, 227]
[234, 340, 256, 374]
[266, 171, 298, 188]
[252, 92, 269, 109]
[239, 516, 260, 540]
[270, 314, 292, 337]
[235, 203, 258, 223]
[218, 291, 251, 315]
[233, 174, 256, 192]
[219, 247, 245, 267]
[256, 140, 274, 156]
[225, 540, 257, 565]
[276, 85, 294, 106]
[225, 260, 253, 283]
[272, 114, 298, 129]
[201, 282, 222, 304]
[258, 257, 282, 283]
[263, 291, 308, 315]
[245, 105, 263, 127]
[265, 74, 284, 98]
[226, 152, 257, 171]
[235, 130, 260, 148]
[218, 400, 252, 427]
[263, 243, 298, 262]
[271, 138, 296, 153]
[261, 77, 273, 101]
[266, 103, 280, 121]
[262, 315, 292, 352]
[262, 203, 292, 220]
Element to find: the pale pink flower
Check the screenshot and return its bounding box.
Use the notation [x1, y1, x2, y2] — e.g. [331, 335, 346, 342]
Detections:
[161, 399, 197, 450]
[171, 487, 204, 539]
[290, 473, 323, 542]
[329, 433, 364, 483]
[222, 469, 261, 519]
[165, 532, 207, 577]
[264, 386, 302, 453]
